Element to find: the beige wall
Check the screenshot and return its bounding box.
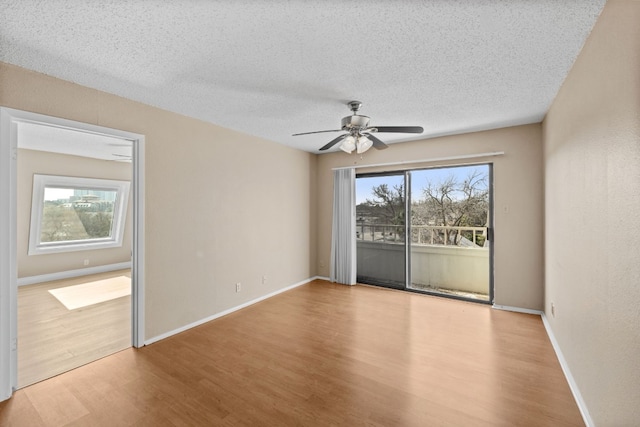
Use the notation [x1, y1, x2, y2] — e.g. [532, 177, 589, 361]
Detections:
[316, 124, 544, 310]
[17, 149, 133, 278]
[543, 0, 640, 425]
[1, 62, 317, 340]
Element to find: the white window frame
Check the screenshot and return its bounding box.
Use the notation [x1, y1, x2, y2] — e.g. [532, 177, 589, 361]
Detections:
[28, 174, 130, 255]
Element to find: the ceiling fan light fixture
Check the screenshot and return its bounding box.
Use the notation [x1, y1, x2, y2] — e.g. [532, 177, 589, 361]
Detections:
[294, 101, 423, 153]
[339, 135, 356, 153]
[356, 135, 373, 154]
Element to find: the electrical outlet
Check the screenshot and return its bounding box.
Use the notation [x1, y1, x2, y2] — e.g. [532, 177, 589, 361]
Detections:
[83, 259, 90, 266]
[551, 302, 555, 318]
[262, 275, 267, 285]
[236, 282, 241, 292]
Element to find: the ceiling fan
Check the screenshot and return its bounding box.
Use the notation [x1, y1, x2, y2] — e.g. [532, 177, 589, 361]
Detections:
[293, 101, 423, 153]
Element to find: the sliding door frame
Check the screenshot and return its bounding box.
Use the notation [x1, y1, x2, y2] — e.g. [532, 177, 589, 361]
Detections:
[355, 171, 407, 289]
[356, 163, 494, 304]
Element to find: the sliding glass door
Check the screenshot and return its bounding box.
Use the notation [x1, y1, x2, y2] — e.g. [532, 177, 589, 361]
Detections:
[355, 173, 406, 289]
[408, 165, 491, 301]
[356, 165, 492, 302]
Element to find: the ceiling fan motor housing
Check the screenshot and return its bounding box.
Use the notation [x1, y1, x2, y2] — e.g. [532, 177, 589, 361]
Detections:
[342, 114, 370, 131]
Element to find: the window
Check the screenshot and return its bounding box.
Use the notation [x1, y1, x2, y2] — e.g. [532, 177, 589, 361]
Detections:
[28, 174, 130, 255]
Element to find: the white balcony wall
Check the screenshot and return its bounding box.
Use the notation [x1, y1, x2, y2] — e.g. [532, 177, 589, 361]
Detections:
[411, 245, 489, 294]
[357, 241, 489, 293]
[356, 241, 404, 285]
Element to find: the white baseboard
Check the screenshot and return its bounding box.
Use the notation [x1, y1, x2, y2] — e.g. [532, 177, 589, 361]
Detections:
[492, 304, 543, 315]
[17, 262, 132, 286]
[144, 277, 314, 346]
[541, 314, 594, 427]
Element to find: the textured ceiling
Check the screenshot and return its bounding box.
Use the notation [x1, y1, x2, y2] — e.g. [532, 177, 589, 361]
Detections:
[1, 1, 605, 153]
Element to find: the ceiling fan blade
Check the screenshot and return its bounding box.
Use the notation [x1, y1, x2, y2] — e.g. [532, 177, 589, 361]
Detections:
[365, 133, 388, 150]
[371, 126, 424, 134]
[292, 129, 342, 136]
[319, 134, 347, 151]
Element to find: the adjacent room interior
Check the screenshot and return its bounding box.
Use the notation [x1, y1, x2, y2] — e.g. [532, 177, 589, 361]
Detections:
[14, 123, 134, 387]
[0, 1, 638, 426]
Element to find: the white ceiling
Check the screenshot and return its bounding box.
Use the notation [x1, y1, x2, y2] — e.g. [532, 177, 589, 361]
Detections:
[1, 1, 606, 153]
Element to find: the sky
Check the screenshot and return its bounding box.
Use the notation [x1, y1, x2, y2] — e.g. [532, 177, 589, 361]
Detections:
[356, 164, 489, 205]
[44, 188, 74, 201]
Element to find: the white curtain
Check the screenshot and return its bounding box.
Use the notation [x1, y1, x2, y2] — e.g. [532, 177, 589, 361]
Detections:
[330, 168, 356, 285]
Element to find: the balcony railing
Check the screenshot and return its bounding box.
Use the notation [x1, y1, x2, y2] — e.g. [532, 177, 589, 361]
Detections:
[356, 224, 487, 247]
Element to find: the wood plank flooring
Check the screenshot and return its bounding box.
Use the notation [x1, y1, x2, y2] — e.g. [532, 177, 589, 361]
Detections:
[17, 270, 131, 388]
[2, 280, 583, 426]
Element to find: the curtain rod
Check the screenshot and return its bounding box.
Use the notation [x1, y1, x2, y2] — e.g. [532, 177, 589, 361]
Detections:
[331, 151, 505, 170]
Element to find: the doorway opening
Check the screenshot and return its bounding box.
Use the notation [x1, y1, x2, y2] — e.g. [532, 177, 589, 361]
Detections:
[16, 123, 135, 387]
[356, 164, 492, 303]
[0, 108, 145, 399]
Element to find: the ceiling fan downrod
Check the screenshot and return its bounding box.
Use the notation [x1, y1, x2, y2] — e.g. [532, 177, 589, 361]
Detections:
[348, 100, 362, 114]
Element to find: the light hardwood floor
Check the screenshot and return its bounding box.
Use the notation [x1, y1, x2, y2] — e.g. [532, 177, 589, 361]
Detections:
[2, 280, 583, 426]
[17, 270, 131, 388]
